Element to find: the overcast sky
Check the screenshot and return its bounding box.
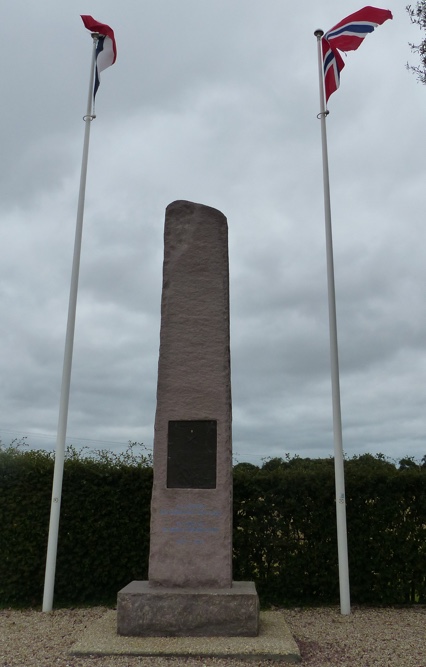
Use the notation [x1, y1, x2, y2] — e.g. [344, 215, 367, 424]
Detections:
[0, 1, 425, 466]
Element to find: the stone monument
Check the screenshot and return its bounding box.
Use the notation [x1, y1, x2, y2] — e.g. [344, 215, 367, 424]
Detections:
[117, 200, 259, 637]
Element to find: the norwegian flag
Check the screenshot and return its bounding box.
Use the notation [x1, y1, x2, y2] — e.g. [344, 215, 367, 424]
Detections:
[322, 38, 346, 103]
[322, 6, 392, 103]
[81, 15, 117, 97]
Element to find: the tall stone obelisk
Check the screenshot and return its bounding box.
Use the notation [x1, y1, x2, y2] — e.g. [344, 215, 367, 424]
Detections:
[117, 200, 258, 636]
[149, 199, 232, 588]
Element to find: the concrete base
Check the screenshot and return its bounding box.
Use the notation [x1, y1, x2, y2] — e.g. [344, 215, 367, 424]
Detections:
[117, 580, 259, 637]
[70, 610, 301, 662]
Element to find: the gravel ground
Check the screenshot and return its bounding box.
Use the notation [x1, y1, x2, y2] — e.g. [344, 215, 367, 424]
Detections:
[0, 606, 425, 667]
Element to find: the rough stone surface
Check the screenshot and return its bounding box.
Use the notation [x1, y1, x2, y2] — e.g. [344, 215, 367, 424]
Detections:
[117, 201, 259, 639]
[117, 582, 259, 637]
[148, 200, 233, 589]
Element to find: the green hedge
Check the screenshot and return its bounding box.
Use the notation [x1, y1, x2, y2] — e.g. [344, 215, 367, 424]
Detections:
[233, 456, 426, 605]
[0, 444, 152, 606]
[233, 461, 340, 605]
[1, 445, 425, 607]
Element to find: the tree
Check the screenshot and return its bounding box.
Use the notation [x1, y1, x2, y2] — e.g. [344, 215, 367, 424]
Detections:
[233, 461, 259, 474]
[407, 2, 426, 83]
[398, 456, 420, 471]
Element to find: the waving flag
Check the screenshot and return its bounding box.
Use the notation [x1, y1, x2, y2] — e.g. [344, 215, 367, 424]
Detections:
[322, 6, 392, 102]
[325, 6, 393, 52]
[81, 15, 117, 97]
[322, 38, 346, 103]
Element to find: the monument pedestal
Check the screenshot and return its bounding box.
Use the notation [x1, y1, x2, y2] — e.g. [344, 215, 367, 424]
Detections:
[117, 581, 259, 637]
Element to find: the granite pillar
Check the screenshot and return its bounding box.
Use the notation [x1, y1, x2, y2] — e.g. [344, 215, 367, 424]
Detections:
[117, 200, 259, 636]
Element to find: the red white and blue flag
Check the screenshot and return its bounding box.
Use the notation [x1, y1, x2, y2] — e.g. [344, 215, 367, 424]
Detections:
[81, 15, 117, 97]
[322, 6, 392, 103]
[322, 39, 346, 103]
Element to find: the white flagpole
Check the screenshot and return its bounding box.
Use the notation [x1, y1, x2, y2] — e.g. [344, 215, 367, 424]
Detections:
[314, 29, 350, 616]
[42, 33, 99, 613]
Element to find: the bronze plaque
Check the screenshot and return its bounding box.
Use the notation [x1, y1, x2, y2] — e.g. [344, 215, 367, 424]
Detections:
[167, 420, 217, 489]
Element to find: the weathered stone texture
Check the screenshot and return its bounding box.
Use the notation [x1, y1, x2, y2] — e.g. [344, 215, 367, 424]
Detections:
[117, 201, 259, 637]
[148, 200, 233, 588]
[117, 581, 259, 637]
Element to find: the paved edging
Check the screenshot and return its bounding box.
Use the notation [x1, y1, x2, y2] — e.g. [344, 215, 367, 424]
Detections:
[70, 610, 301, 662]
